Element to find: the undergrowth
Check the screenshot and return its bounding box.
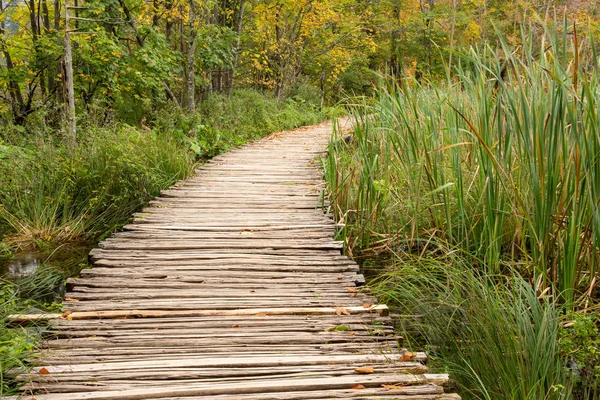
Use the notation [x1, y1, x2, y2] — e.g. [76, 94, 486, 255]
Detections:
[0, 249, 88, 395]
[325, 22, 600, 399]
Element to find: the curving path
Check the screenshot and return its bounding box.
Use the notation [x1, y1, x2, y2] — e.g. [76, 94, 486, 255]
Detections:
[14, 121, 460, 399]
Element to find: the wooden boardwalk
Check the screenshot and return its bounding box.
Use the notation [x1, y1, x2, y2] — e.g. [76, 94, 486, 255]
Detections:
[13, 121, 459, 399]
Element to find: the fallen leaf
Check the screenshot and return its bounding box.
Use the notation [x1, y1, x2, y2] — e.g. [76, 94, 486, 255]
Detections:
[355, 366, 374, 374]
[38, 367, 51, 375]
[352, 384, 365, 390]
[347, 287, 357, 292]
[326, 325, 351, 332]
[362, 303, 373, 308]
[349, 293, 357, 298]
[337, 274, 344, 279]
[232, 324, 240, 328]
[335, 307, 350, 316]
[382, 384, 406, 390]
[347, 332, 356, 336]
[255, 312, 267, 317]
[400, 352, 416, 361]
[64, 297, 79, 302]
[61, 311, 73, 318]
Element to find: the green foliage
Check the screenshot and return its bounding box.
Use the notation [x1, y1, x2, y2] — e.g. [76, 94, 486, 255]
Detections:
[370, 259, 573, 400]
[196, 25, 237, 75]
[0, 125, 195, 249]
[327, 23, 599, 306]
[0, 88, 330, 252]
[337, 60, 377, 97]
[0, 250, 87, 394]
[559, 313, 600, 398]
[325, 22, 600, 399]
[196, 89, 327, 157]
[0, 298, 38, 395]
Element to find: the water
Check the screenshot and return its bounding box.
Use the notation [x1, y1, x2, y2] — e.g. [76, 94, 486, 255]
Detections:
[0, 245, 92, 304]
[3, 254, 43, 280]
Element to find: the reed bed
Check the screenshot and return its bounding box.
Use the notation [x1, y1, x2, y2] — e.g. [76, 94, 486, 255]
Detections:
[328, 22, 599, 307]
[325, 22, 600, 398]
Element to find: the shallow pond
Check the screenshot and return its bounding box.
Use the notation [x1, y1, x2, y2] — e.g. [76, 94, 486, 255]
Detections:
[0, 245, 93, 304]
[3, 254, 44, 280]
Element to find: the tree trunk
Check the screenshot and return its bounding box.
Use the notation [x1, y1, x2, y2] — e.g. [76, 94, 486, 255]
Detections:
[186, 0, 197, 133]
[42, 0, 51, 32]
[64, 0, 77, 145]
[153, 0, 159, 27]
[28, 0, 39, 43]
[448, 0, 457, 70]
[1, 4, 27, 125]
[319, 72, 325, 109]
[165, 0, 174, 40]
[228, 0, 244, 94]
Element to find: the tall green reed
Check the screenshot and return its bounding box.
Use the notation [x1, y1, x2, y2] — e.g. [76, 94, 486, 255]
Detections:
[370, 258, 573, 400]
[326, 21, 600, 306]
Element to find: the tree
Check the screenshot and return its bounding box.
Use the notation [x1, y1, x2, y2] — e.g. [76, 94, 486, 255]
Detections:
[64, 0, 76, 143]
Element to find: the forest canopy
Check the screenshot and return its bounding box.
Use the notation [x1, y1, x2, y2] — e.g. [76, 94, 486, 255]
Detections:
[1, 0, 599, 135]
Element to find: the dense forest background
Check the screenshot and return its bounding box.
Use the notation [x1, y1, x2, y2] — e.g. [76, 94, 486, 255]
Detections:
[2, 0, 598, 134]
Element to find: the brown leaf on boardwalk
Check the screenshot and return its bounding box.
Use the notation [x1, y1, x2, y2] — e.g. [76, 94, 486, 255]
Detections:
[347, 287, 357, 292]
[255, 312, 267, 317]
[400, 352, 416, 361]
[349, 293, 357, 298]
[64, 297, 78, 302]
[38, 367, 51, 375]
[61, 311, 72, 318]
[355, 366, 374, 374]
[335, 307, 350, 316]
[362, 303, 373, 308]
[382, 384, 405, 390]
[337, 274, 344, 279]
[232, 324, 240, 328]
[352, 384, 365, 390]
[347, 332, 356, 336]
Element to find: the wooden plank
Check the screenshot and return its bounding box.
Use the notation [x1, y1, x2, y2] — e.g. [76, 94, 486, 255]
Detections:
[57, 306, 389, 318]
[31, 354, 410, 373]
[15, 374, 451, 399]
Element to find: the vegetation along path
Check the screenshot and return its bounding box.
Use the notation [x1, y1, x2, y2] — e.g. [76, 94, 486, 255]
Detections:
[10, 121, 459, 399]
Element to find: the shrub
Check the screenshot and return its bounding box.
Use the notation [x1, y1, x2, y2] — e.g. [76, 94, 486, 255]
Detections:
[0, 125, 195, 249]
[196, 89, 327, 157]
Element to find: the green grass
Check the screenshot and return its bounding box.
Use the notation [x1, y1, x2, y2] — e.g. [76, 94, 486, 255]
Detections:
[195, 89, 339, 157]
[0, 125, 195, 251]
[0, 88, 334, 253]
[370, 258, 572, 400]
[0, 246, 92, 394]
[324, 21, 600, 399]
